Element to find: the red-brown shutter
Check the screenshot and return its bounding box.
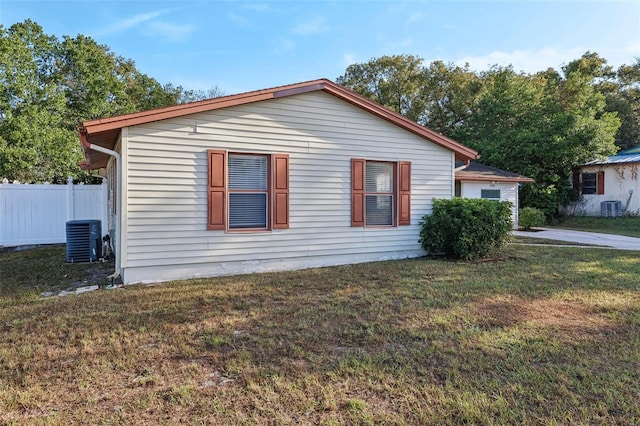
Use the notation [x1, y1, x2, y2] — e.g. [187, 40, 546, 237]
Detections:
[398, 161, 411, 226]
[597, 171, 605, 195]
[273, 154, 289, 229]
[208, 150, 226, 230]
[351, 158, 365, 227]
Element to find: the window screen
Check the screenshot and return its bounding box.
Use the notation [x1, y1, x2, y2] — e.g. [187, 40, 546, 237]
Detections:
[581, 173, 596, 195]
[365, 161, 393, 225]
[228, 154, 268, 229]
[481, 189, 501, 200]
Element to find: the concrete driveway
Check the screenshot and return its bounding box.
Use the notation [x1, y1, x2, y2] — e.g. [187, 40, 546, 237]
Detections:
[512, 228, 640, 251]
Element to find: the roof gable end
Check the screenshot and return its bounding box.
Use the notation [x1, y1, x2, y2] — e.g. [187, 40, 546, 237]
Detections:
[79, 78, 478, 169]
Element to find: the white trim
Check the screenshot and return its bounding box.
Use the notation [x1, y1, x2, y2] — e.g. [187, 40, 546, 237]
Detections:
[120, 128, 129, 268]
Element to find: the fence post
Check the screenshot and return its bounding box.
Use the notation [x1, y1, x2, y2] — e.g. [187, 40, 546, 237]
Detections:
[67, 176, 74, 222]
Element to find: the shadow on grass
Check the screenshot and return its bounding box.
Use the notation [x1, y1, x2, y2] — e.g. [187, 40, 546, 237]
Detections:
[1, 245, 639, 424]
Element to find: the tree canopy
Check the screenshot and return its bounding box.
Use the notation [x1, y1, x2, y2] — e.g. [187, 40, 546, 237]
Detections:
[337, 53, 632, 215]
[0, 20, 221, 183]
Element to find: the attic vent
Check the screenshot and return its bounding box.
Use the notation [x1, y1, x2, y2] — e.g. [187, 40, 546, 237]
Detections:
[600, 201, 622, 218]
[66, 220, 102, 263]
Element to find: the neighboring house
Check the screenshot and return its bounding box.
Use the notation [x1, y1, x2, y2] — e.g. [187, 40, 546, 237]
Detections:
[570, 145, 640, 216]
[78, 79, 478, 284]
[455, 161, 534, 228]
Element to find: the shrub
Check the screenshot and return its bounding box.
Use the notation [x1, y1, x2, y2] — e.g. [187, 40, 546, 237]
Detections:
[419, 198, 512, 260]
[518, 207, 546, 230]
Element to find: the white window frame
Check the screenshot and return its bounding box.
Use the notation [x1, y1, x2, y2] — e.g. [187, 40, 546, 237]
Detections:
[227, 153, 270, 230]
[365, 161, 394, 226]
[480, 189, 501, 200]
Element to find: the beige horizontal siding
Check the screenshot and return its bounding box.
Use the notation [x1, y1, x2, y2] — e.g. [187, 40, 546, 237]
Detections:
[122, 91, 453, 273]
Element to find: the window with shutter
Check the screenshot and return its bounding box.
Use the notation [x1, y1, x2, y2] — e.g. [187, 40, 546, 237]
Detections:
[351, 159, 411, 227]
[228, 154, 269, 229]
[581, 173, 597, 195]
[207, 151, 289, 231]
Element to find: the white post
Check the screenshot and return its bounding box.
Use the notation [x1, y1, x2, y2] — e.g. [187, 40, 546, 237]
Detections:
[101, 178, 109, 230]
[67, 176, 74, 222]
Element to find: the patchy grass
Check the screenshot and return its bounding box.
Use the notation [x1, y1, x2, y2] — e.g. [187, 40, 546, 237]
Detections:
[1, 246, 639, 424]
[0, 246, 113, 305]
[552, 215, 640, 237]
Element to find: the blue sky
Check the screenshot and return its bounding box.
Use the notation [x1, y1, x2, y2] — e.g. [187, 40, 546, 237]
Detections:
[2, 0, 639, 95]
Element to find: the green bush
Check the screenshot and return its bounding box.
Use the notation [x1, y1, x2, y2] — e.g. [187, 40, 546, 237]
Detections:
[518, 207, 546, 230]
[419, 198, 513, 260]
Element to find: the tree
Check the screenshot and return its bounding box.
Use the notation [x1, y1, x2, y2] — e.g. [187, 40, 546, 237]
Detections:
[337, 54, 426, 123]
[336, 56, 487, 136]
[338, 52, 622, 216]
[462, 62, 619, 215]
[420, 60, 485, 137]
[177, 86, 225, 104]
[0, 20, 78, 182]
[606, 59, 640, 151]
[0, 20, 199, 183]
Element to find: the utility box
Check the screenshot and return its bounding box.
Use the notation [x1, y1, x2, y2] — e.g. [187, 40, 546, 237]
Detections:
[600, 201, 622, 218]
[66, 220, 102, 262]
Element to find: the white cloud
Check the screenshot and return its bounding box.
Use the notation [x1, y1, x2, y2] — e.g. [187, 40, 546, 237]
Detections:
[227, 11, 251, 27]
[343, 53, 357, 68]
[97, 10, 166, 35]
[451, 43, 640, 74]
[381, 37, 415, 53]
[242, 3, 270, 12]
[406, 12, 424, 25]
[147, 22, 195, 43]
[96, 8, 195, 43]
[292, 16, 328, 36]
[272, 38, 295, 56]
[454, 47, 590, 73]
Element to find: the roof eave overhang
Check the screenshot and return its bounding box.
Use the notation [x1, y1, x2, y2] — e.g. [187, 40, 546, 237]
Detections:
[455, 175, 535, 183]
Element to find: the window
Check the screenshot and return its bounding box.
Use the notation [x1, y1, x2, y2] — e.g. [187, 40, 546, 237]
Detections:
[366, 162, 394, 225]
[574, 171, 604, 195]
[581, 173, 597, 195]
[351, 159, 411, 227]
[208, 150, 289, 231]
[480, 189, 501, 200]
[228, 154, 268, 229]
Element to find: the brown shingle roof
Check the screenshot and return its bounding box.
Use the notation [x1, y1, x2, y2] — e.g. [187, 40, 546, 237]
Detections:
[79, 78, 478, 169]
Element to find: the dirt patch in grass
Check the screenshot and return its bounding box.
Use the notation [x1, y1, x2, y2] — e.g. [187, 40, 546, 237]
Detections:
[472, 295, 612, 337]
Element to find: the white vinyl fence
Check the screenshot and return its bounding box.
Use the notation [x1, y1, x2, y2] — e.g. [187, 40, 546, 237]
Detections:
[0, 178, 107, 247]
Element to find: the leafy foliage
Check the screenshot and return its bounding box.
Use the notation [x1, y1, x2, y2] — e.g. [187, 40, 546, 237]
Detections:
[0, 20, 222, 183]
[518, 207, 546, 230]
[419, 198, 513, 260]
[337, 54, 427, 123]
[462, 64, 619, 216]
[337, 52, 629, 216]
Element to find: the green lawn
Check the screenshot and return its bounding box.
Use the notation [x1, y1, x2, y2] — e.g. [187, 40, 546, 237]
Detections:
[552, 215, 640, 237]
[1, 246, 639, 424]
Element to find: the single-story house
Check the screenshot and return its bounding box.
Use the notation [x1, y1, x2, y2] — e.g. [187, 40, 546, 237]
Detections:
[569, 145, 640, 216]
[78, 78, 478, 284]
[455, 161, 534, 227]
